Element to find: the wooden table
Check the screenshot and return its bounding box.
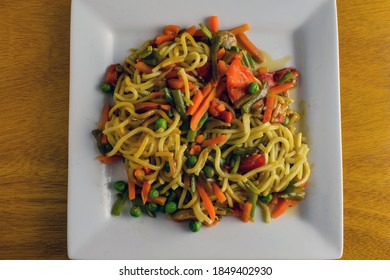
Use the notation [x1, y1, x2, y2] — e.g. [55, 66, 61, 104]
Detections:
[0, 0, 389, 260]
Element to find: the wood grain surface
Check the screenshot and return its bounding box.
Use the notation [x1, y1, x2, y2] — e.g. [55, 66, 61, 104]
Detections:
[0, 0, 389, 259]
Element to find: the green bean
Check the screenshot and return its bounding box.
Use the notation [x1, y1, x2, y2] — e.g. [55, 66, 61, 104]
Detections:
[211, 35, 222, 81]
[199, 23, 213, 40]
[278, 71, 295, 85]
[163, 87, 174, 105]
[249, 194, 259, 218]
[111, 192, 128, 216]
[230, 154, 241, 174]
[171, 89, 187, 120]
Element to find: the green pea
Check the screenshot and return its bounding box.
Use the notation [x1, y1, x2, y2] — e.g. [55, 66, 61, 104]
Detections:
[113, 180, 127, 192]
[259, 193, 273, 204]
[148, 202, 158, 213]
[130, 206, 142, 217]
[165, 201, 178, 214]
[99, 82, 112, 93]
[154, 118, 168, 131]
[115, 65, 124, 72]
[203, 165, 215, 178]
[189, 220, 202, 232]
[248, 82, 260, 94]
[186, 155, 198, 168]
[149, 189, 159, 199]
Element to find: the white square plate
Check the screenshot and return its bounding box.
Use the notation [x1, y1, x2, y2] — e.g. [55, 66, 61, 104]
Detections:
[68, 0, 343, 259]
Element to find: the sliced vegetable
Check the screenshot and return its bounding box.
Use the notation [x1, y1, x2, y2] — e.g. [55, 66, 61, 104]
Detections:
[262, 95, 275, 123]
[111, 192, 128, 216]
[271, 198, 291, 219]
[226, 56, 257, 104]
[196, 181, 216, 221]
[134, 61, 153, 74]
[190, 86, 216, 131]
[171, 89, 187, 120]
[105, 63, 121, 85]
[209, 16, 219, 33]
[163, 24, 181, 35]
[268, 82, 295, 95]
[96, 155, 122, 164]
[199, 22, 212, 40]
[229, 23, 251, 35]
[155, 34, 176, 45]
[202, 135, 227, 147]
[187, 90, 203, 115]
[242, 201, 252, 222]
[212, 183, 226, 203]
[187, 112, 208, 142]
[128, 179, 136, 200]
[141, 181, 151, 204]
[236, 32, 264, 63]
[238, 153, 266, 173]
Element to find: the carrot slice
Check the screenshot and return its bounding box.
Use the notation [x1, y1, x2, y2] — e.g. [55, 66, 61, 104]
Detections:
[209, 16, 219, 33]
[190, 86, 216, 131]
[96, 155, 121, 164]
[242, 201, 252, 222]
[147, 196, 167, 206]
[229, 23, 251, 35]
[185, 25, 197, 36]
[167, 78, 184, 89]
[236, 32, 264, 63]
[268, 82, 295, 95]
[128, 179, 136, 200]
[163, 25, 181, 35]
[202, 135, 227, 147]
[195, 135, 205, 144]
[187, 89, 204, 115]
[271, 198, 291, 218]
[155, 34, 175, 45]
[262, 96, 275, 123]
[212, 183, 226, 203]
[196, 181, 216, 222]
[135, 61, 153, 74]
[141, 181, 151, 204]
